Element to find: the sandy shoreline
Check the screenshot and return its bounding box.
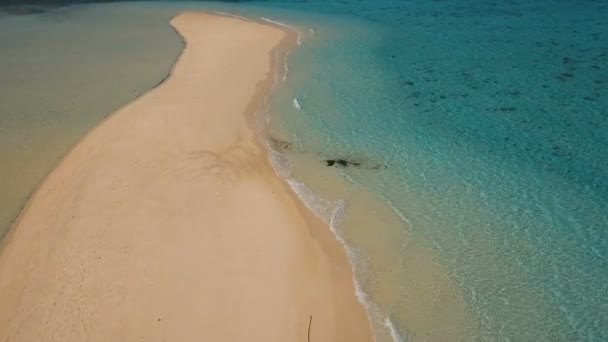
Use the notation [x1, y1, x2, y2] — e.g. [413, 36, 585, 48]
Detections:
[0, 11, 372, 342]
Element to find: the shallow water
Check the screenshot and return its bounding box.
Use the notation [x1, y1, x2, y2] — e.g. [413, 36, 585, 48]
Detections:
[229, 1, 608, 340]
[1, 1, 606, 341]
[0, 2, 183, 236]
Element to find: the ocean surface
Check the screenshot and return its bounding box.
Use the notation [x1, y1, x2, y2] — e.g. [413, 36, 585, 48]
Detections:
[1, 1, 607, 341]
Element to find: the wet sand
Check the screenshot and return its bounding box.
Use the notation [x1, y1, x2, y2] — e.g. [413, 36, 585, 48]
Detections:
[0, 12, 372, 342]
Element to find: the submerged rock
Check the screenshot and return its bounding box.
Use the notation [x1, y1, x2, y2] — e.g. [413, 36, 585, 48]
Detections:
[325, 159, 354, 167]
[325, 158, 382, 170]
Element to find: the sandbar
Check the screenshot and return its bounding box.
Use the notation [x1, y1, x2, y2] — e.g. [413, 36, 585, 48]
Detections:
[0, 12, 372, 342]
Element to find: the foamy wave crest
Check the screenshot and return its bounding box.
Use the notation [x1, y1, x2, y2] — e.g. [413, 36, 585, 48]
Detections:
[266, 151, 400, 342]
[253, 16, 385, 340]
[337, 166, 415, 232]
[384, 317, 406, 342]
[287, 179, 337, 223]
[329, 200, 386, 342]
[337, 168, 358, 185]
[260, 16, 289, 28]
[293, 97, 302, 111]
[261, 17, 303, 45]
[384, 197, 415, 232]
[212, 11, 249, 21]
[328, 199, 347, 245]
[267, 147, 293, 179]
[267, 38, 290, 95]
[282, 58, 289, 82]
[327, 170, 415, 341]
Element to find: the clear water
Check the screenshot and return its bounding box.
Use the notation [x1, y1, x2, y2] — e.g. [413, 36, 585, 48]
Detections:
[214, 0, 608, 340]
[1, 0, 606, 340]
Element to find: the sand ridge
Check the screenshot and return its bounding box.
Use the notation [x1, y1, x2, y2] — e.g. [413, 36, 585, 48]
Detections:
[0, 11, 372, 342]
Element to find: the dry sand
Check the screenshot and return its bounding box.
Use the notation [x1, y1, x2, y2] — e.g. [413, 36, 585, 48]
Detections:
[0, 12, 372, 342]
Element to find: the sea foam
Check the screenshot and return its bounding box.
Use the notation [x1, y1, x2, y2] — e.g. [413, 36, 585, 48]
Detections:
[213, 10, 249, 22]
[254, 17, 390, 341]
[261, 17, 303, 45]
[293, 97, 302, 111]
[281, 172, 414, 342]
[384, 317, 406, 342]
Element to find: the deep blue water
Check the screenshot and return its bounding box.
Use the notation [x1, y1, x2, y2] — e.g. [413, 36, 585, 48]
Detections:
[2, 0, 607, 340]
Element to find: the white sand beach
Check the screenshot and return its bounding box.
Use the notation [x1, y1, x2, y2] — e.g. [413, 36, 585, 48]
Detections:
[0, 12, 372, 342]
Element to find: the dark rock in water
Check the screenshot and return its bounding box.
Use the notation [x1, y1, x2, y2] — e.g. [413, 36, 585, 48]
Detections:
[326, 159, 349, 167]
[336, 159, 348, 167]
[325, 158, 375, 169]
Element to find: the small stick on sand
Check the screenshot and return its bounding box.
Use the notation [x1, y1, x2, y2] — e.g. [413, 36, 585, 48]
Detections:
[308, 315, 312, 342]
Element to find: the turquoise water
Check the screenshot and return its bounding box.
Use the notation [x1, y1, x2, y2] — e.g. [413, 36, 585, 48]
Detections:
[1, 0, 606, 340]
[212, 1, 608, 340]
